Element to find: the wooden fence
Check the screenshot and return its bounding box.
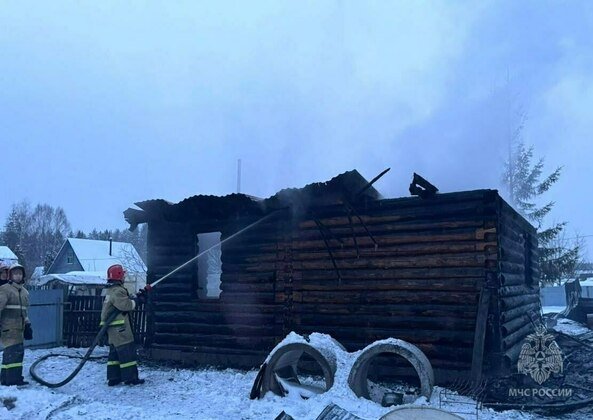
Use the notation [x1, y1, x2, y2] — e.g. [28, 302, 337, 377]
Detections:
[63, 295, 148, 348]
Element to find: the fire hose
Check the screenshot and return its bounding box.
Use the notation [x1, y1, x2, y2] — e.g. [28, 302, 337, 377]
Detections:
[29, 210, 283, 388]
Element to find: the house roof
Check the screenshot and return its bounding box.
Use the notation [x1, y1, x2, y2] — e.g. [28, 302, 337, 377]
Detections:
[0, 246, 18, 261]
[124, 169, 383, 229]
[53, 238, 146, 274]
[35, 271, 106, 287]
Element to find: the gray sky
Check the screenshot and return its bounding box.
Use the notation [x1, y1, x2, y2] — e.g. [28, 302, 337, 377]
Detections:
[1, 1, 592, 259]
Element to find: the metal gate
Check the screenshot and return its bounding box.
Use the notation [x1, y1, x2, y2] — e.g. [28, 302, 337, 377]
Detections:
[63, 295, 147, 347]
[26, 289, 64, 348]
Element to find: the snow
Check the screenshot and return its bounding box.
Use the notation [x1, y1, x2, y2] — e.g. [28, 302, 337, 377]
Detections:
[552, 318, 591, 336]
[542, 306, 566, 314]
[36, 271, 106, 287]
[0, 246, 18, 265]
[0, 343, 562, 420]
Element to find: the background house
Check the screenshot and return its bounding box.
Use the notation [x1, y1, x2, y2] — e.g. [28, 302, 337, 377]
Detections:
[35, 238, 146, 295]
[0, 245, 19, 266]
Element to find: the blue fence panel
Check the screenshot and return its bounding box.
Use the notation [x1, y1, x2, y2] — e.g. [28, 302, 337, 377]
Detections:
[27, 289, 63, 348]
[540, 286, 566, 307]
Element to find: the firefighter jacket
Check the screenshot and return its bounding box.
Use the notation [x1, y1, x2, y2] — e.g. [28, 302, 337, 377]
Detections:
[100, 283, 136, 348]
[0, 282, 30, 347]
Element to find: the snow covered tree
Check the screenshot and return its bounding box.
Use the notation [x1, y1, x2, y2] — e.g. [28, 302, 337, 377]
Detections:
[502, 129, 580, 285]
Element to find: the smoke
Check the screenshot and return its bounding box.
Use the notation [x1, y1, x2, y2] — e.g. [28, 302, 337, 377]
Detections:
[0, 1, 592, 261]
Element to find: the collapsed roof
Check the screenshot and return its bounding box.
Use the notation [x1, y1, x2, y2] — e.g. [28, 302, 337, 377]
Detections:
[124, 169, 383, 230]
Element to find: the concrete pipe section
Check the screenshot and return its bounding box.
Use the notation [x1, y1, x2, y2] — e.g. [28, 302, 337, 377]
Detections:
[259, 337, 340, 399]
[348, 339, 435, 403]
[380, 406, 463, 420]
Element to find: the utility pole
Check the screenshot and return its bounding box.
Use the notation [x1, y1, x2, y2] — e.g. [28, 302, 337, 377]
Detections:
[237, 159, 242, 193]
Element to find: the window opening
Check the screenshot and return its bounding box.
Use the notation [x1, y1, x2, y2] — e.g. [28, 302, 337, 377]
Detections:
[196, 232, 222, 298]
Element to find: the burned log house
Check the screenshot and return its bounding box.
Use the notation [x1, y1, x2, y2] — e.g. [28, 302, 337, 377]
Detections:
[124, 170, 540, 384]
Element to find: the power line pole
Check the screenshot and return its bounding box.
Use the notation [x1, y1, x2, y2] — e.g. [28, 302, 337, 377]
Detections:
[237, 159, 242, 193]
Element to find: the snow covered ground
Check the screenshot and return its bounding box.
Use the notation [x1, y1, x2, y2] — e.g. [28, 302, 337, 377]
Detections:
[542, 306, 566, 314]
[552, 317, 592, 336]
[0, 344, 548, 420]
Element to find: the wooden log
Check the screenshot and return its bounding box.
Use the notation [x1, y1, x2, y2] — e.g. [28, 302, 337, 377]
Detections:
[221, 291, 276, 304]
[500, 302, 541, 323]
[291, 303, 478, 318]
[152, 284, 193, 293]
[499, 260, 527, 276]
[286, 290, 479, 305]
[503, 340, 525, 370]
[148, 267, 195, 278]
[289, 251, 489, 266]
[502, 323, 534, 350]
[221, 252, 279, 264]
[295, 278, 479, 292]
[298, 267, 486, 280]
[220, 282, 275, 293]
[153, 333, 277, 349]
[501, 315, 530, 336]
[499, 248, 525, 265]
[298, 217, 484, 231]
[307, 197, 493, 223]
[294, 313, 476, 330]
[153, 311, 276, 325]
[151, 293, 201, 303]
[150, 343, 268, 357]
[221, 261, 278, 272]
[500, 273, 528, 287]
[154, 322, 283, 336]
[500, 285, 537, 297]
[500, 294, 540, 311]
[152, 301, 282, 313]
[219, 272, 276, 283]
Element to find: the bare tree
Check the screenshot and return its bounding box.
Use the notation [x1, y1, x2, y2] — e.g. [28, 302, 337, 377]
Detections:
[1, 201, 72, 273]
[117, 244, 147, 275]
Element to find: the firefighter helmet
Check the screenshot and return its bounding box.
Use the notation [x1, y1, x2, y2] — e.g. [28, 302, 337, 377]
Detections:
[107, 264, 126, 282]
[8, 263, 26, 281]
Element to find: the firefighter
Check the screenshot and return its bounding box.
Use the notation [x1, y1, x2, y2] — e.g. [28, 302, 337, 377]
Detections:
[0, 263, 8, 286]
[100, 264, 147, 386]
[0, 263, 7, 339]
[0, 264, 33, 386]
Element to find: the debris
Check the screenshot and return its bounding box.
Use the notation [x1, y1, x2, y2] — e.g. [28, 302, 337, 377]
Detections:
[315, 403, 364, 420]
[1, 397, 16, 410]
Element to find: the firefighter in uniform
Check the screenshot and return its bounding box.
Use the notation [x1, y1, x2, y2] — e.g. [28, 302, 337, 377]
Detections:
[100, 264, 147, 386]
[0, 264, 33, 386]
[0, 263, 8, 341]
[0, 263, 9, 287]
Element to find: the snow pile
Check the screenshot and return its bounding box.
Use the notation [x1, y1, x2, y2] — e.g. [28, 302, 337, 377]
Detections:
[552, 318, 591, 336]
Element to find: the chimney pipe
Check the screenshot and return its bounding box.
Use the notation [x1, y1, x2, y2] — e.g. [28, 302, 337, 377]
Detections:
[109, 237, 113, 256]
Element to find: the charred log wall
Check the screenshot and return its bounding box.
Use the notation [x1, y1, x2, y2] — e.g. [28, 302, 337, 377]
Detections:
[148, 215, 286, 368]
[283, 190, 499, 382]
[493, 199, 541, 375]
